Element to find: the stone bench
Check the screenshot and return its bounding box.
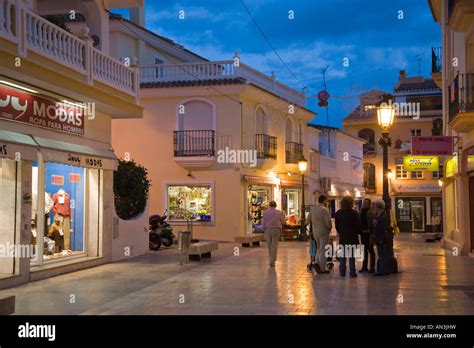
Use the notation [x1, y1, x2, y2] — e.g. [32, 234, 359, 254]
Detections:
[189, 241, 219, 261]
[0, 295, 15, 315]
[235, 234, 265, 247]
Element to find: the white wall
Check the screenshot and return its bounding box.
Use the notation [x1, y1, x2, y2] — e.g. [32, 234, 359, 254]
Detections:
[112, 205, 149, 261]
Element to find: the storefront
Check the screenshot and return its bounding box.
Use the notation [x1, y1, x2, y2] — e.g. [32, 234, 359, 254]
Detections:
[392, 183, 442, 233]
[0, 79, 118, 288]
[243, 175, 276, 233]
[462, 146, 474, 252]
[166, 183, 213, 222]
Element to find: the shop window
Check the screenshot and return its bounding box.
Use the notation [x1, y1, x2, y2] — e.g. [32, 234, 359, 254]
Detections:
[410, 171, 423, 179]
[31, 162, 87, 261]
[167, 185, 212, 221]
[432, 164, 444, 179]
[397, 199, 411, 221]
[396, 164, 408, 179]
[0, 159, 20, 275]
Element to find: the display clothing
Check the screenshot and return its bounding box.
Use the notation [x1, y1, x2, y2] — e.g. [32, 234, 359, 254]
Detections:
[52, 189, 71, 250]
[48, 219, 64, 253]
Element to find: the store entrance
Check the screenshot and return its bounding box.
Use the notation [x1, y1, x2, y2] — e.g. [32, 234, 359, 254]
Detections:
[247, 185, 272, 233]
[469, 176, 474, 252]
[281, 188, 300, 219]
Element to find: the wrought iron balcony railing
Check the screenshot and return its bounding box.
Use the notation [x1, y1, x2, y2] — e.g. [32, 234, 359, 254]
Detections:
[285, 142, 304, 164]
[256, 134, 277, 159]
[449, 73, 474, 122]
[173, 130, 215, 157]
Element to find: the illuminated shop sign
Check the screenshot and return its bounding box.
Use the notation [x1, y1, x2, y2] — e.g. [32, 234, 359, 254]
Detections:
[403, 156, 439, 172]
[0, 83, 85, 136]
[445, 156, 458, 178]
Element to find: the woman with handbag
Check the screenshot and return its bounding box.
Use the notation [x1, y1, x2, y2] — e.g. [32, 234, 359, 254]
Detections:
[373, 200, 391, 276]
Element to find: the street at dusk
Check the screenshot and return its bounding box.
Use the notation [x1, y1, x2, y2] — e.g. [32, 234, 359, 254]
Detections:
[0, 0, 474, 346]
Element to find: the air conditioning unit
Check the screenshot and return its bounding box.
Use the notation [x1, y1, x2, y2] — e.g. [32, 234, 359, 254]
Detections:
[320, 177, 331, 190]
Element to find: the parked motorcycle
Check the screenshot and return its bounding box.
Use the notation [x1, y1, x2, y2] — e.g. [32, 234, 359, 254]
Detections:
[149, 211, 175, 251]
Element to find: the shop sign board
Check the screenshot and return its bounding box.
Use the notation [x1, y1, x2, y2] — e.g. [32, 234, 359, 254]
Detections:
[0, 84, 85, 136]
[394, 183, 441, 193]
[445, 156, 459, 178]
[404, 156, 439, 172]
[411, 136, 453, 155]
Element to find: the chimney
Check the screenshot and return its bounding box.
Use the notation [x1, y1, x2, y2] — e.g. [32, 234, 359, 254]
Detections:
[399, 70, 407, 81]
[130, 5, 145, 27]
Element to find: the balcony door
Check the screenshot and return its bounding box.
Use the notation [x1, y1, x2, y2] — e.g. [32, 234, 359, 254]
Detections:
[176, 99, 215, 156]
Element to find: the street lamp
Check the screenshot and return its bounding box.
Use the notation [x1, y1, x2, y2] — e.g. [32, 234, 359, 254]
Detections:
[376, 94, 395, 214]
[298, 158, 308, 238]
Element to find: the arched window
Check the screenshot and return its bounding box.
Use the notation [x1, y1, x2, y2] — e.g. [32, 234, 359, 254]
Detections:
[358, 128, 375, 155]
[255, 107, 268, 135]
[363, 163, 376, 191]
[175, 99, 215, 156]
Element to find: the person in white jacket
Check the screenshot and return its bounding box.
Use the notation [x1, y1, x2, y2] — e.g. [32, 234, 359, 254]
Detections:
[307, 195, 332, 274]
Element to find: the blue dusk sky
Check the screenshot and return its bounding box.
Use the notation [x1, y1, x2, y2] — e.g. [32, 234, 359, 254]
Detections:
[111, 0, 440, 127]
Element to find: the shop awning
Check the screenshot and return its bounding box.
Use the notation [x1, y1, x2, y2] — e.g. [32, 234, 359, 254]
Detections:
[0, 130, 38, 161]
[281, 179, 308, 188]
[242, 175, 276, 185]
[33, 136, 118, 170]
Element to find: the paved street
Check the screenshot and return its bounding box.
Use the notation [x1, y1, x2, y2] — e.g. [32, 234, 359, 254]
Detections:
[1, 234, 474, 315]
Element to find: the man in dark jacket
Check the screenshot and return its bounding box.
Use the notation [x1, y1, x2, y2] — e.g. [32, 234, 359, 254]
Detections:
[335, 196, 362, 278]
[373, 200, 390, 276]
[359, 199, 375, 273]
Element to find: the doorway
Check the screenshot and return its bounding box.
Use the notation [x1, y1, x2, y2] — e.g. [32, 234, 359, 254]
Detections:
[469, 176, 474, 252]
[411, 201, 425, 232]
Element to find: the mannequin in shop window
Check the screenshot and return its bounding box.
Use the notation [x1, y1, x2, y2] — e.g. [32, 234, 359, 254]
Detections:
[52, 188, 71, 251]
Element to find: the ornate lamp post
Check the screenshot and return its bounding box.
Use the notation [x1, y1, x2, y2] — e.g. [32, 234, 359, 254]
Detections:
[376, 94, 395, 214]
[298, 158, 308, 236]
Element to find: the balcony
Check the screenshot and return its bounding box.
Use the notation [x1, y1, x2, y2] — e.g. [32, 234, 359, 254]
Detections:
[173, 130, 215, 168]
[431, 46, 442, 88]
[448, 73, 474, 132]
[285, 142, 304, 164]
[256, 134, 277, 159]
[0, 1, 139, 102]
[448, 0, 474, 32]
[363, 143, 376, 155]
[141, 61, 306, 107]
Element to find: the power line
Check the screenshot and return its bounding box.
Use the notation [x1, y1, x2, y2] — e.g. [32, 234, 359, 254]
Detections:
[240, 0, 307, 92]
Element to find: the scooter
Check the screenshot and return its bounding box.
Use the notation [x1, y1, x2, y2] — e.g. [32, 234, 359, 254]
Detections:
[149, 211, 175, 251]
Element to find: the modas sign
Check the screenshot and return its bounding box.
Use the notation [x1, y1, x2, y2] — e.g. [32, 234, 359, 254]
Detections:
[403, 156, 439, 172]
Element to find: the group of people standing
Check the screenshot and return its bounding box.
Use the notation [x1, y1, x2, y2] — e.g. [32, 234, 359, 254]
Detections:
[261, 195, 395, 277]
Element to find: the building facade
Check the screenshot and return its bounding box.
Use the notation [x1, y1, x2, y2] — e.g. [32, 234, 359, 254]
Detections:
[109, 9, 316, 242]
[309, 125, 365, 217]
[429, 0, 474, 254]
[0, 0, 142, 289]
[343, 73, 444, 233]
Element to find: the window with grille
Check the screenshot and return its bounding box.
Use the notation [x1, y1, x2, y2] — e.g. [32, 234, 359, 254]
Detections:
[396, 165, 408, 179]
[432, 164, 444, 179]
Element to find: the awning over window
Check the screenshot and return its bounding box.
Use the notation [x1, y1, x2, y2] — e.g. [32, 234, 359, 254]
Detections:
[33, 136, 118, 171]
[0, 130, 38, 161]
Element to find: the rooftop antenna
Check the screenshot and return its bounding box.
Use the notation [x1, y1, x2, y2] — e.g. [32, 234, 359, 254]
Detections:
[409, 54, 424, 76]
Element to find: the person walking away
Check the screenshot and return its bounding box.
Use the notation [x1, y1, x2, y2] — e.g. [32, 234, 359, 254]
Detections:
[335, 196, 362, 278]
[359, 199, 375, 273]
[262, 201, 286, 267]
[373, 200, 391, 276]
[306, 195, 332, 274]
